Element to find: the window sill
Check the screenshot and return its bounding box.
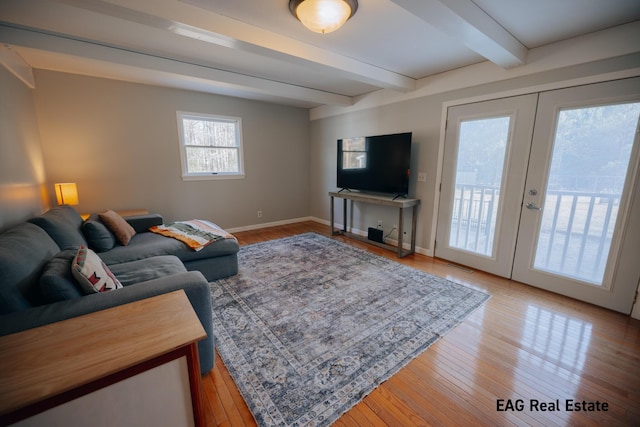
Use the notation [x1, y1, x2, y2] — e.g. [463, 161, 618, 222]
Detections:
[181, 174, 245, 181]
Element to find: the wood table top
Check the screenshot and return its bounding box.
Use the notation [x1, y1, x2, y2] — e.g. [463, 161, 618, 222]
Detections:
[0, 290, 206, 417]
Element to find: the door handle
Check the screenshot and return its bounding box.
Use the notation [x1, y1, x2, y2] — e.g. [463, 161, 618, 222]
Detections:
[526, 202, 541, 211]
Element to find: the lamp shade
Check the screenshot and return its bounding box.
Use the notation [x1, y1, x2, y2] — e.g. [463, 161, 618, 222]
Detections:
[54, 183, 79, 205]
[290, 0, 358, 34]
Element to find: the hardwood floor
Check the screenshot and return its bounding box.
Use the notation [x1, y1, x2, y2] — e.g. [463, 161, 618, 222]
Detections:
[201, 221, 640, 426]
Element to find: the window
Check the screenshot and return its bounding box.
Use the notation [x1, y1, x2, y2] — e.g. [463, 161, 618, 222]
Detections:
[341, 137, 367, 169]
[176, 112, 244, 180]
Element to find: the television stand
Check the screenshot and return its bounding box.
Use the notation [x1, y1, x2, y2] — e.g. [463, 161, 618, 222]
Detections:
[329, 191, 420, 258]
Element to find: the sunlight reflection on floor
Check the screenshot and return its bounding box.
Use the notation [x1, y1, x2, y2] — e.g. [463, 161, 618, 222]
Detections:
[520, 305, 592, 376]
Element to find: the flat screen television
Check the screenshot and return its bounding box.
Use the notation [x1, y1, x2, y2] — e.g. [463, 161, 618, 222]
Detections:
[337, 132, 412, 197]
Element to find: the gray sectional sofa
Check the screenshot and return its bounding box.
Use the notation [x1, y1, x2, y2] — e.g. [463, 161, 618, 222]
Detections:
[0, 206, 240, 374]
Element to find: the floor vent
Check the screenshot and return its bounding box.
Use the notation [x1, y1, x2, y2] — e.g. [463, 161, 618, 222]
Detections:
[446, 263, 475, 274]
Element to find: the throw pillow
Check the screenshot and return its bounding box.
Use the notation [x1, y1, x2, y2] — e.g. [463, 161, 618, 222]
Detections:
[71, 246, 123, 294]
[82, 214, 116, 252]
[99, 210, 136, 246]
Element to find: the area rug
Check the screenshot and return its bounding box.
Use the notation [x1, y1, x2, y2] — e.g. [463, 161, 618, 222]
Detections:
[209, 232, 490, 426]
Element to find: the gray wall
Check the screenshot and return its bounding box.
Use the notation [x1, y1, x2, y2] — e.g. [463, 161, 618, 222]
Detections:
[309, 54, 640, 254]
[32, 70, 311, 228]
[310, 97, 441, 249]
[0, 66, 47, 231]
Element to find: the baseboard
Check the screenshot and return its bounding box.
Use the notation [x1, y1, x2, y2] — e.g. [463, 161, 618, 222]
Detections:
[632, 288, 640, 319]
[312, 217, 432, 257]
[226, 217, 316, 233]
[228, 217, 432, 257]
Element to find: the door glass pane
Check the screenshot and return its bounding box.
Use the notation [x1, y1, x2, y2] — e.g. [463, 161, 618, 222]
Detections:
[449, 116, 511, 256]
[533, 102, 640, 285]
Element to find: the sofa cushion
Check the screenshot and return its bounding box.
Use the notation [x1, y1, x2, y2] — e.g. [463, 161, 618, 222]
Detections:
[72, 246, 123, 294]
[28, 205, 86, 250]
[124, 213, 163, 233]
[40, 248, 83, 303]
[108, 255, 187, 286]
[82, 214, 116, 252]
[0, 223, 60, 314]
[99, 210, 136, 246]
[98, 231, 239, 266]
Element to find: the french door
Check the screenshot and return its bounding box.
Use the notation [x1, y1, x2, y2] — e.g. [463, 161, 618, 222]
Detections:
[436, 78, 640, 313]
[436, 94, 538, 277]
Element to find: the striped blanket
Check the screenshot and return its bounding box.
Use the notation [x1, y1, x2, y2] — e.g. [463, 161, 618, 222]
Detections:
[149, 219, 236, 251]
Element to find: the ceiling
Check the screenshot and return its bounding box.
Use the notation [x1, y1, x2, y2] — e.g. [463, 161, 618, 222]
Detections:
[1, 0, 640, 109]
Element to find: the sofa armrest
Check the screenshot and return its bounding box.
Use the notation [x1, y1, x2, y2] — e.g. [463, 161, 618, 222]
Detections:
[0, 271, 215, 374]
[125, 213, 163, 232]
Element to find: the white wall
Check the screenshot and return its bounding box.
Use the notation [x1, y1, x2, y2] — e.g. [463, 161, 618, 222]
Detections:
[0, 65, 47, 231]
[32, 70, 311, 228]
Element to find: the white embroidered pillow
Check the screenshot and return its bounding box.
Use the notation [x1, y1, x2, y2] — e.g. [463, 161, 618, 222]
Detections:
[71, 246, 123, 294]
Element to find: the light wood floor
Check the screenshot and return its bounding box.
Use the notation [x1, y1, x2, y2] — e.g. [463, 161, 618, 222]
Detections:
[201, 221, 640, 426]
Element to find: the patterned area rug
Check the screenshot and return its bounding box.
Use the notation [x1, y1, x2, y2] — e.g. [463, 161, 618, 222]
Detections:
[210, 233, 490, 426]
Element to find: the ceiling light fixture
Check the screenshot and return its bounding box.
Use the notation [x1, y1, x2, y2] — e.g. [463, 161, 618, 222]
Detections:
[289, 0, 358, 34]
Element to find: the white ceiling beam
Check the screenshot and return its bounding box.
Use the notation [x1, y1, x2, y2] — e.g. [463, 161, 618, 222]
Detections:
[0, 43, 35, 88]
[53, 0, 416, 92]
[0, 24, 353, 106]
[390, 0, 528, 68]
[311, 22, 640, 120]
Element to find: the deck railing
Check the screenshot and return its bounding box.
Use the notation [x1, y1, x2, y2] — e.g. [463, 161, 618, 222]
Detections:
[450, 185, 499, 256]
[450, 184, 619, 282]
[533, 190, 619, 283]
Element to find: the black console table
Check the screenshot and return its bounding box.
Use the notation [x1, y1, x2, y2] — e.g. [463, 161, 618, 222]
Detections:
[329, 191, 420, 258]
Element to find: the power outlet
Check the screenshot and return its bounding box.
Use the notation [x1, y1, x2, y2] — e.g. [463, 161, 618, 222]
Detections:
[377, 220, 383, 229]
[257, 210, 263, 218]
[417, 172, 427, 182]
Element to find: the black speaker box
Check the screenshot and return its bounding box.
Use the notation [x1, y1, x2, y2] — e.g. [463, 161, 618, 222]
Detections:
[367, 227, 384, 243]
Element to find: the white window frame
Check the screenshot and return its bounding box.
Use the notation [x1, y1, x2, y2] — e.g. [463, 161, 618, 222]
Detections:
[176, 111, 245, 180]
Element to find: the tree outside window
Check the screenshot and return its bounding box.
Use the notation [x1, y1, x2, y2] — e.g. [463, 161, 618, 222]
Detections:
[177, 112, 245, 180]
